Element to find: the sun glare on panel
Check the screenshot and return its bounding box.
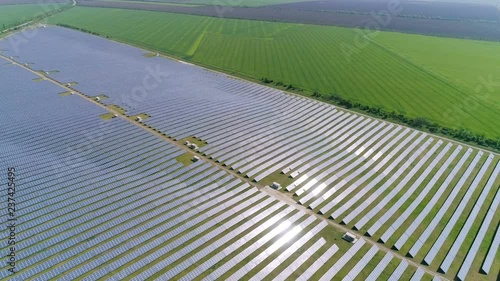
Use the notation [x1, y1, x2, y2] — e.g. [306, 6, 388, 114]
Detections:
[275, 220, 292, 234]
[268, 224, 304, 253]
[284, 225, 303, 243]
[312, 183, 327, 195]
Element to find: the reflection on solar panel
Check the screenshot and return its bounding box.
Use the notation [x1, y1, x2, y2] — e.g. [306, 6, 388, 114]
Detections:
[410, 267, 425, 281]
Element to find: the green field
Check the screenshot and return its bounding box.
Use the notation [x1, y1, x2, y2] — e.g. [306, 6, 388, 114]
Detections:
[0, 4, 69, 32]
[47, 7, 500, 139]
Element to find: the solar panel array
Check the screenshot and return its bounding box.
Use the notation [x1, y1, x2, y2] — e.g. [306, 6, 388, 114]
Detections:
[0, 26, 498, 280]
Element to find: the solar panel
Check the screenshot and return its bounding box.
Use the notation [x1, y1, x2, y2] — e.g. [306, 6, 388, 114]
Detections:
[376, 141, 451, 241]
[298, 122, 387, 205]
[201, 210, 305, 281]
[229, 216, 318, 280]
[2, 27, 498, 281]
[365, 252, 393, 281]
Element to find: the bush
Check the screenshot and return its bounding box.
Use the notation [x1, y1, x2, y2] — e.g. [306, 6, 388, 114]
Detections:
[411, 117, 430, 128]
[56, 24, 100, 36]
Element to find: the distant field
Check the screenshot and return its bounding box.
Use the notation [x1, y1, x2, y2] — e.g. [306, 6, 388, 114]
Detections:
[48, 7, 500, 139]
[99, 0, 202, 6]
[374, 32, 500, 104]
[273, 0, 500, 22]
[132, 0, 315, 7]
[78, 0, 500, 41]
[0, 4, 68, 32]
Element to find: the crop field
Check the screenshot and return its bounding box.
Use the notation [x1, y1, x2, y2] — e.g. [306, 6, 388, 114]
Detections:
[130, 0, 315, 7]
[272, 0, 500, 22]
[47, 7, 500, 140]
[1, 26, 498, 280]
[0, 3, 68, 32]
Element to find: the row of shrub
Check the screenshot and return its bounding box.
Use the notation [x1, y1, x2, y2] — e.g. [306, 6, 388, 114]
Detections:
[261, 77, 500, 152]
[56, 24, 103, 37]
[261, 77, 300, 91]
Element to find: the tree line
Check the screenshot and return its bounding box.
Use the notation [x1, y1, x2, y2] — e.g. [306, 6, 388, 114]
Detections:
[56, 24, 110, 38]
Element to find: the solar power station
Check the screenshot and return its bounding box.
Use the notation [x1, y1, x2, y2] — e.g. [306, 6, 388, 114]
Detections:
[0, 27, 498, 280]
